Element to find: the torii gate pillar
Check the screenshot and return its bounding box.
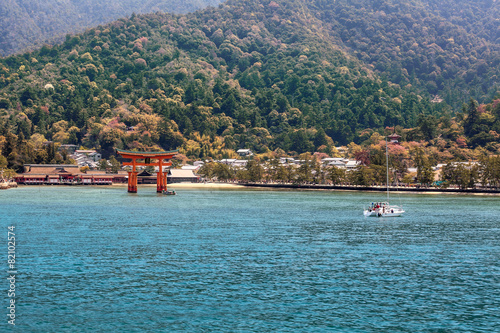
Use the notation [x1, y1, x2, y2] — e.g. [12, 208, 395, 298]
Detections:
[116, 149, 178, 193]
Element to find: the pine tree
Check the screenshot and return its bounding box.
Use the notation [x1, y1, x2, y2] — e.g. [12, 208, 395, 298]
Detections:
[464, 99, 480, 137]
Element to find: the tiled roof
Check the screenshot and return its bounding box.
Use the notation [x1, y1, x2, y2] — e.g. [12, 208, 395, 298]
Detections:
[24, 164, 80, 175]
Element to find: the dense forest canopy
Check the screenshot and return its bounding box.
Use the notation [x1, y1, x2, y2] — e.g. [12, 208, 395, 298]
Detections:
[309, 0, 499, 107]
[0, 0, 224, 56]
[0, 0, 499, 172]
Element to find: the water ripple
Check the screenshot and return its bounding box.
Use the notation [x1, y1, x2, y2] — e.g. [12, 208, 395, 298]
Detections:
[1, 187, 499, 332]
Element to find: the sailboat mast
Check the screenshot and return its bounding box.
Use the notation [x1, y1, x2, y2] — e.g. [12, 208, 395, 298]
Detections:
[386, 137, 389, 202]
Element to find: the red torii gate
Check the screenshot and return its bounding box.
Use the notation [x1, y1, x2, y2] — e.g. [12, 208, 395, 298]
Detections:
[116, 149, 178, 193]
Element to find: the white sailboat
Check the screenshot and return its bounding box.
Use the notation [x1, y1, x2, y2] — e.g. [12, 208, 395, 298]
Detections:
[363, 136, 405, 217]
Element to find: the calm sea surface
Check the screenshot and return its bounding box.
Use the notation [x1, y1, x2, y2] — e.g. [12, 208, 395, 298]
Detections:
[1, 186, 499, 332]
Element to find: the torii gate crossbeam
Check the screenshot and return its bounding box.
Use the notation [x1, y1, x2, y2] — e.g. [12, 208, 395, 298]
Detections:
[116, 149, 178, 193]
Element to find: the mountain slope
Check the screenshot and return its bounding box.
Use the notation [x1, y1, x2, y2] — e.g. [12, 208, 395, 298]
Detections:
[0, 0, 224, 56]
[306, 0, 499, 107]
[0, 0, 499, 167]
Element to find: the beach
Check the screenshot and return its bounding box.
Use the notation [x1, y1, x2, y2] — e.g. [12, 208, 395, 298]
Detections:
[169, 182, 244, 189]
[240, 182, 500, 195]
[108, 182, 245, 189]
[11, 181, 500, 195]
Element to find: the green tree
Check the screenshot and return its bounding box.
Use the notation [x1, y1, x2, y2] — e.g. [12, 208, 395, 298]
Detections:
[464, 99, 480, 138]
[478, 156, 500, 188]
[414, 148, 434, 186]
[328, 166, 346, 184]
[198, 162, 216, 179]
[0, 155, 7, 169]
[417, 114, 438, 141]
[290, 130, 314, 154]
[296, 154, 313, 183]
[313, 128, 328, 149]
[98, 159, 110, 171]
[109, 156, 121, 173]
[441, 162, 478, 189]
[246, 160, 263, 182]
[214, 163, 234, 181]
[275, 164, 294, 183]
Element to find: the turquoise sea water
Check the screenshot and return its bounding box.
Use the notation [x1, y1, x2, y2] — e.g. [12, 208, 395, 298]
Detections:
[1, 186, 499, 332]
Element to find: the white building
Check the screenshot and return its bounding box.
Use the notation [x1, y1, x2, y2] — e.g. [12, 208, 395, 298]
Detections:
[279, 157, 295, 165]
[71, 149, 101, 168]
[345, 160, 361, 170]
[220, 159, 238, 165]
[236, 149, 253, 157]
[335, 146, 348, 155]
[181, 165, 202, 171]
[322, 157, 348, 167]
[218, 159, 248, 168]
[232, 160, 248, 168]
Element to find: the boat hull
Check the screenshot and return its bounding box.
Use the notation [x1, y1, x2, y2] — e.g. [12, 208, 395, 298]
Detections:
[380, 209, 404, 217]
[363, 209, 378, 217]
[364, 204, 404, 217]
[162, 190, 176, 195]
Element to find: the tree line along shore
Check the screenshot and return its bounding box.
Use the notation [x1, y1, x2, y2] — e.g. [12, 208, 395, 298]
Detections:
[197, 153, 500, 192]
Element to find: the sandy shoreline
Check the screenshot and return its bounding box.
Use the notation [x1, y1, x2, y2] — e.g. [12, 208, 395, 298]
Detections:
[168, 182, 244, 189]
[11, 182, 500, 195]
[111, 182, 245, 189]
[240, 182, 500, 196]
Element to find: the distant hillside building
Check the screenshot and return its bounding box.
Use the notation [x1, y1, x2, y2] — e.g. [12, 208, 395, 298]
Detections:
[71, 149, 102, 168]
[322, 157, 349, 168]
[279, 157, 295, 165]
[335, 146, 348, 155]
[218, 159, 248, 168]
[388, 133, 401, 144]
[345, 160, 361, 170]
[74, 150, 101, 162]
[237, 149, 253, 157]
[58, 144, 79, 154]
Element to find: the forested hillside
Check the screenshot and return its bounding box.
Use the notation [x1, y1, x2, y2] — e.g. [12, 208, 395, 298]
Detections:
[0, 0, 223, 56]
[0, 0, 499, 172]
[310, 0, 499, 107]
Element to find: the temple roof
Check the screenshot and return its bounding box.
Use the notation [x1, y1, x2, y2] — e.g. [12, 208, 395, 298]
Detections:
[24, 164, 80, 175]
